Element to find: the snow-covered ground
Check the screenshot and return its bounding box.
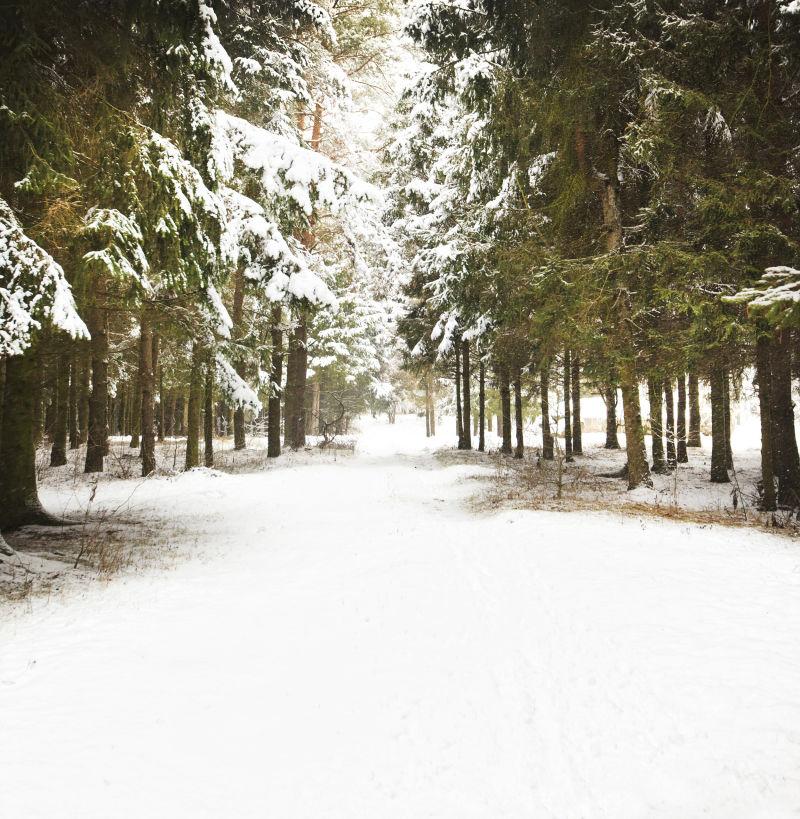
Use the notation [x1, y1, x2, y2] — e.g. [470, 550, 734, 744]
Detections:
[2, 415, 800, 817]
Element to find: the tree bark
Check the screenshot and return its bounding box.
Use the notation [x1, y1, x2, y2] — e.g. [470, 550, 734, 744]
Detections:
[185, 343, 203, 470]
[232, 265, 246, 451]
[204, 353, 214, 468]
[139, 311, 156, 476]
[755, 334, 776, 511]
[478, 360, 485, 452]
[283, 313, 307, 449]
[68, 349, 79, 449]
[513, 369, 523, 459]
[723, 369, 733, 469]
[461, 340, 472, 450]
[499, 364, 512, 454]
[571, 353, 582, 455]
[709, 369, 730, 483]
[50, 347, 69, 466]
[455, 341, 464, 448]
[540, 365, 554, 460]
[664, 377, 676, 469]
[427, 369, 436, 436]
[268, 305, 283, 458]
[676, 374, 688, 463]
[687, 373, 702, 447]
[648, 378, 666, 473]
[604, 385, 620, 449]
[564, 350, 574, 462]
[771, 330, 800, 505]
[84, 304, 108, 473]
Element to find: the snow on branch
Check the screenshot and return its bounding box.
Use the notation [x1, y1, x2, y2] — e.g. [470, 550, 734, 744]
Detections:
[81, 208, 152, 292]
[215, 353, 262, 412]
[726, 266, 800, 328]
[0, 198, 89, 356]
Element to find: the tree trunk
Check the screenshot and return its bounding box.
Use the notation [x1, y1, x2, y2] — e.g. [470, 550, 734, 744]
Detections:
[185, 343, 203, 470]
[155, 335, 164, 443]
[129, 372, 141, 450]
[294, 314, 307, 448]
[78, 344, 90, 445]
[604, 385, 620, 449]
[755, 334, 776, 511]
[204, 353, 214, 468]
[709, 368, 730, 483]
[478, 360, 485, 452]
[50, 347, 69, 466]
[676, 374, 688, 463]
[499, 364, 512, 454]
[723, 370, 733, 469]
[85, 304, 108, 473]
[427, 369, 436, 436]
[455, 341, 464, 447]
[771, 330, 800, 505]
[541, 366, 554, 460]
[620, 363, 651, 489]
[647, 378, 666, 473]
[461, 340, 472, 450]
[268, 305, 283, 458]
[140, 312, 156, 476]
[571, 353, 582, 455]
[664, 378, 676, 469]
[68, 349, 79, 449]
[563, 350, 574, 462]
[284, 313, 307, 449]
[513, 369, 523, 459]
[0, 350, 53, 528]
[687, 373, 702, 446]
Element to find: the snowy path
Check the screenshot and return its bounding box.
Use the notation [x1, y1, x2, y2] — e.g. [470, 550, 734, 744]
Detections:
[2, 417, 800, 818]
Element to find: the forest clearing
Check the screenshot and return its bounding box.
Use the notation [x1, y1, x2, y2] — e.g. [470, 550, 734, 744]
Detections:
[3, 0, 800, 816]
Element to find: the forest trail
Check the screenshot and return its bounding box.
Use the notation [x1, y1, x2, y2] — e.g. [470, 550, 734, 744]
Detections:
[2, 416, 800, 818]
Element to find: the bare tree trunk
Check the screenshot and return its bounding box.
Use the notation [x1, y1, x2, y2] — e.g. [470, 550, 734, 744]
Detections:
[232, 266, 246, 451]
[664, 378, 676, 469]
[541, 365, 554, 460]
[648, 378, 666, 473]
[709, 368, 730, 483]
[499, 364, 512, 454]
[687, 373, 702, 446]
[571, 353, 582, 455]
[771, 330, 800, 505]
[513, 369, 523, 459]
[604, 385, 620, 449]
[185, 343, 203, 470]
[564, 350, 574, 462]
[455, 341, 464, 448]
[268, 305, 283, 458]
[756, 333, 776, 511]
[676, 374, 688, 463]
[461, 339, 471, 450]
[427, 369, 436, 436]
[50, 348, 69, 466]
[85, 304, 108, 473]
[140, 311, 156, 476]
[204, 354, 214, 468]
[723, 370, 733, 469]
[478, 360, 485, 452]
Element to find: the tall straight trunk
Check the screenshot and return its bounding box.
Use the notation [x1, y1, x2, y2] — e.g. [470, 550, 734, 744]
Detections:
[268, 305, 283, 458]
[455, 341, 464, 448]
[499, 364, 512, 454]
[283, 326, 298, 448]
[231, 265, 246, 450]
[78, 345, 90, 444]
[0, 349, 52, 528]
[50, 348, 70, 466]
[620, 364, 651, 489]
[427, 369, 436, 436]
[540, 366, 554, 460]
[571, 353, 582, 455]
[478, 360, 485, 452]
[461, 340, 472, 450]
[647, 379, 666, 473]
[687, 373, 702, 446]
[68, 349, 79, 449]
[676, 375, 688, 463]
[755, 334, 776, 511]
[513, 369, 523, 459]
[563, 350, 574, 462]
[425, 376, 431, 438]
[709, 369, 730, 483]
[604, 385, 620, 449]
[664, 378, 676, 469]
[283, 313, 307, 449]
[723, 370, 733, 469]
[294, 315, 307, 448]
[185, 343, 203, 470]
[204, 354, 214, 468]
[771, 330, 800, 505]
[154, 333, 163, 443]
[140, 312, 156, 476]
[85, 304, 108, 473]
[129, 373, 141, 449]
[600, 165, 650, 488]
